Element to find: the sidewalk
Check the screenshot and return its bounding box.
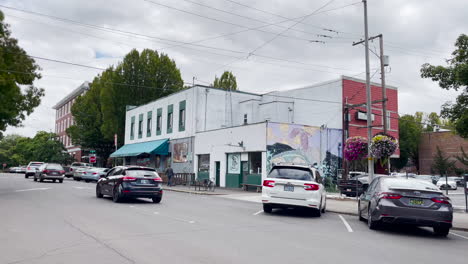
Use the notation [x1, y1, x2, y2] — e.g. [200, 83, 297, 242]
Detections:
[164, 185, 468, 232]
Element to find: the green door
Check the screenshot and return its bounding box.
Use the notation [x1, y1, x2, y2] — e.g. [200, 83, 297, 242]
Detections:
[215, 161, 220, 187]
[241, 161, 249, 185]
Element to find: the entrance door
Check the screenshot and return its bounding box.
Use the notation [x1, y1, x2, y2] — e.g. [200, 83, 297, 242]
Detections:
[215, 161, 220, 187]
[241, 161, 249, 185]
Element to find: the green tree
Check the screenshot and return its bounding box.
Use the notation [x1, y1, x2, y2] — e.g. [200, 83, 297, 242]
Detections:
[0, 11, 44, 137]
[421, 34, 468, 137]
[431, 146, 455, 176]
[213, 71, 237, 91]
[425, 112, 441, 132]
[393, 114, 422, 170]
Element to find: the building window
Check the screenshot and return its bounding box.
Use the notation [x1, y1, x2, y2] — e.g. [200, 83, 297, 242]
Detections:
[249, 152, 262, 174]
[179, 100, 186, 132]
[156, 108, 162, 136]
[386, 112, 391, 130]
[244, 114, 248, 125]
[130, 116, 135, 140]
[167, 104, 173, 134]
[138, 114, 143, 138]
[198, 154, 210, 172]
[147, 111, 152, 137]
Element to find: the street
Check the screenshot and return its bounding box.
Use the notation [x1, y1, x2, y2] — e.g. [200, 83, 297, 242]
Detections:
[1, 173, 468, 264]
[447, 190, 468, 211]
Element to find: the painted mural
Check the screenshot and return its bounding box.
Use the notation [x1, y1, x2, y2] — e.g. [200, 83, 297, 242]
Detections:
[173, 142, 188, 163]
[266, 122, 343, 181]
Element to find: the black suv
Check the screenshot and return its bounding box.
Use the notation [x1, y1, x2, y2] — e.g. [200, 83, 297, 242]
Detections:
[96, 166, 163, 203]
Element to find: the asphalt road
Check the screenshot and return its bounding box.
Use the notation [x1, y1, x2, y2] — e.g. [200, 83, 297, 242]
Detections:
[1, 173, 468, 264]
[446, 189, 468, 211]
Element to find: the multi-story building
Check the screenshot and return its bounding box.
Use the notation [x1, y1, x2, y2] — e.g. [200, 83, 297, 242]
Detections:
[111, 76, 399, 187]
[52, 82, 90, 162]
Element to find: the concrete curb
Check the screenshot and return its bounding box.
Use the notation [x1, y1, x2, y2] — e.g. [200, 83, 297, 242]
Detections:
[163, 188, 227, 196]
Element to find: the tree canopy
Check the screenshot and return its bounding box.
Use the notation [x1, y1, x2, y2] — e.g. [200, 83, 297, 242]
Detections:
[392, 114, 422, 170]
[68, 49, 184, 162]
[0, 11, 44, 137]
[421, 34, 468, 137]
[213, 71, 237, 91]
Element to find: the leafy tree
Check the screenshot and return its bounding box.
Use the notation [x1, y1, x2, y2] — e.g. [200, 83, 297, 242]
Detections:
[431, 146, 455, 176]
[425, 112, 441, 132]
[421, 34, 468, 137]
[0, 11, 44, 137]
[392, 114, 422, 170]
[213, 71, 237, 91]
[69, 49, 184, 162]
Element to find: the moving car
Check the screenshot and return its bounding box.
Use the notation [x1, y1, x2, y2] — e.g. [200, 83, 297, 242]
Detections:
[25, 162, 44, 178]
[9, 167, 19, 173]
[34, 163, 65, 183]
[66, 162, 92, 178]
[358, 176, 452, 236]
[96, 166, 163, 203]
[81, 168, 109, 182]
[73, 167, 89, 181]
[437, 178, 457, 190]
[261, 163, 326, 216]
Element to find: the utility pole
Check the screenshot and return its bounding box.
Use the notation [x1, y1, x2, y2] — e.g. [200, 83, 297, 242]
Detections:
[379, 35, 388, 134]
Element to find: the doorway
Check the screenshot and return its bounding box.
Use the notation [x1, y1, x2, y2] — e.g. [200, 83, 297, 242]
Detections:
[215, 161, 220, 187]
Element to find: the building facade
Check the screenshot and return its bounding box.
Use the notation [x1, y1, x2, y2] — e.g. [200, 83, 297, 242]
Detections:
[111, 76, 399, 187]
[52, 82, 89, 162]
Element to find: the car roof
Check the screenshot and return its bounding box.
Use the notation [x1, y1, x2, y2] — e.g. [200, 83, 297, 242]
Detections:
[380, 177, 441, 192]
[117, 166, 156, 170]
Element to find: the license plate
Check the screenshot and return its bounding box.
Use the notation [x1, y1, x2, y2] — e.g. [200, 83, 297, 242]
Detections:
[347, 189, 352, 192]
[409, 198, 424, 206]
[50, 172, 58, 175]
[284, 185, 294, 192]
[140, 180, 150, 184]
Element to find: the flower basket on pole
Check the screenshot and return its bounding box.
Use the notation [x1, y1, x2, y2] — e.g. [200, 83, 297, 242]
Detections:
[344, 136, 368, 172]
[370, 134, 399, 173]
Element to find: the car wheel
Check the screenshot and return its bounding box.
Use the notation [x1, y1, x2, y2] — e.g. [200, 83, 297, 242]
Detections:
[96, 185, 103, 198]
[53, 179, 56, 183]
[39, 176, 44, 182]
[263, 204, 273, 213]
[367, 208, 379, 230]
[152, 197, 162, 203]
[433, 226, 450, 237]
[85, 180, 90, 183]
[112, 185, 122, 203]
[25, 174, 29, 179]
[59, 179, 63, 183]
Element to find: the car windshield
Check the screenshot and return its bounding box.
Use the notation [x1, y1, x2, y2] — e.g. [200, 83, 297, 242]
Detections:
[125, 169, 159, 177]
[46, 164, 63, 170]
[268, 167, 314, 181]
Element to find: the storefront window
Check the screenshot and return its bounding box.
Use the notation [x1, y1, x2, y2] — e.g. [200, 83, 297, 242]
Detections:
[198, 154, 210, 172]
[249, 152, 262, 174]
[227, 153, 241, 174]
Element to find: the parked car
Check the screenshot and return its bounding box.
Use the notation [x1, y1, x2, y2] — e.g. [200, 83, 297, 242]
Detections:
[358, 176, 452, 236]
[261, 164, 326, 216]
[73, 167, 89, 181]
[81, 168, 109, 182]
[66, 162, 92, 178]
[9, 167, 19, 173]
[18, 166, 27, 174]
[448, 176, 464, 187]
[338, 174, 369, 197]
[25, 162, 44, 178]
[96, 166, 163, 203]
[34, 163, 65, 183]
[414, 175, 436, 185]
[437, 178, 457, 190]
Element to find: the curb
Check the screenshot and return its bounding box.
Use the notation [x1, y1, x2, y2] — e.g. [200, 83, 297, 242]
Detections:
[163, 188, 226, 196]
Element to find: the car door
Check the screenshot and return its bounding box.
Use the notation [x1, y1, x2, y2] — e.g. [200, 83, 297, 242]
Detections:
[100, 168, 115, 195]
[359, 178, 379, 218]
[107, 167, 123, 193]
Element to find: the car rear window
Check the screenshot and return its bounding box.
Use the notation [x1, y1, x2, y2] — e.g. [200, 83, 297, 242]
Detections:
[268, 167, 314, 181]
[47, 164, 63, 170]
[30, 163, 43, 167]
[125, 169, 159, 177]
[383, 178, 439, 191]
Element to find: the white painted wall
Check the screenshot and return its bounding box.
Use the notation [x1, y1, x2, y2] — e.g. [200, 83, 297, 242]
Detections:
[194, 122, 267, 187]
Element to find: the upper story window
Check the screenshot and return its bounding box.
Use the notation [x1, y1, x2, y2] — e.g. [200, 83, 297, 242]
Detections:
[179, 100, 186, 132]
[156, 108, 162, 136]
[147, 111, 152, 137]
[138, 114, 143, 138]
[167, 104, 173, 134]
[244, 114, 248, 125]
[130, 116, 135, 140]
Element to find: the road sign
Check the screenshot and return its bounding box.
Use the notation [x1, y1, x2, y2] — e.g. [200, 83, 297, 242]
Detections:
[89, 156, 96, 163]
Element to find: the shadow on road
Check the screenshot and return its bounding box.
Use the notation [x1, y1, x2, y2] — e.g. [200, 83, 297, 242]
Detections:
[269, 207, 321, 218]
[374, 224, 448, 239]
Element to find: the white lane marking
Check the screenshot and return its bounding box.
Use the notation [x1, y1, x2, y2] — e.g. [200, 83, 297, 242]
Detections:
[450, 232, 468, 240]
[129, 206, 195, 224]
[153, 212, 159, 215]
[253, 210, 263, 216]
[338, 214, 354, 233]
[73, 186, 92, 190]
[15, 188, 50, 192]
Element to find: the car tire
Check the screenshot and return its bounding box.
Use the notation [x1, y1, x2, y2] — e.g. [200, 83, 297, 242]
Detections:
[33, 177, 37, 182]
[39, 176, 44, 182]
[59, 179, 63, 183]
[367, 208, 379, 230]
[85, 180, 90, 183]
[53, 179, 56, 183]
[96, 185, 103, 198]
[25, 174, 29, 179]
[152, 197, 162, 203]
[321, 199, 327, 214]
[263, 204, 273, 213]
[112, 185, 122, 203]
[433, 226, 450, 237]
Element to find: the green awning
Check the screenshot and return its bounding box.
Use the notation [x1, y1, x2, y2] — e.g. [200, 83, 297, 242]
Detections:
[110, 139, 169, 158]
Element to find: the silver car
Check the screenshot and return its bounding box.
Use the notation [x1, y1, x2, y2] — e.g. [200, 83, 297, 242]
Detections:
[81, 168, 109, 182]
[358, 176, 452, 236]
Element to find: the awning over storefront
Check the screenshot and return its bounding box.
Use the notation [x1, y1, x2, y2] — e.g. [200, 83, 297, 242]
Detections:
[110, 139, 169, 158]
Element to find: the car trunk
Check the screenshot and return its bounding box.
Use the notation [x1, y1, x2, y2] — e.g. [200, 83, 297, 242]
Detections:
[387, 188, 444, 210]
[268, 179, 315, 200]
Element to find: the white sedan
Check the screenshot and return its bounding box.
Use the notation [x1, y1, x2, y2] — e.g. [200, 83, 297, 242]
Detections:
[436, 179, 457, 190]
[261, 164, 326, 216]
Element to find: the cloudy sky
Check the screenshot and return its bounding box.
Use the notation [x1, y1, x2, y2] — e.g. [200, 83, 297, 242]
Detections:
[2, 0, 466, 137]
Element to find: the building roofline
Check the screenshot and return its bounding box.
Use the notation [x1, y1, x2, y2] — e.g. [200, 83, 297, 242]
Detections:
[341, 75, 398, 90]
[52, 81, 90, 109]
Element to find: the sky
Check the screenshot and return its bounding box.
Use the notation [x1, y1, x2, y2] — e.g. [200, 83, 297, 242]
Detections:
[2, 0, 466, 137]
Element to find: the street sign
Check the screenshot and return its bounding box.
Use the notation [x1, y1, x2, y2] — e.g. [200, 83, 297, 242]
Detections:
[89, 156, 96, 163]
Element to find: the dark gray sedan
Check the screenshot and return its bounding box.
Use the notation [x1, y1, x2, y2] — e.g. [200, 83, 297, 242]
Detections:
[358, 176, 452, 236]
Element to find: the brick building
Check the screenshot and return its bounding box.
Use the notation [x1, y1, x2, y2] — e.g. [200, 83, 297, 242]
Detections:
[419, 131, 468, 175]
[52, 82, 90, 162]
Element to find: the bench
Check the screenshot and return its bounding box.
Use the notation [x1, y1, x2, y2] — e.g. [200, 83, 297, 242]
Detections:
[241, 183, 262, 192]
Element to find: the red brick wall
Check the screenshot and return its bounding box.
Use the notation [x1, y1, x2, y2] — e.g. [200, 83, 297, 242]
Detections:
[342, 78, 399, 156]
[419, 132, 468, 175]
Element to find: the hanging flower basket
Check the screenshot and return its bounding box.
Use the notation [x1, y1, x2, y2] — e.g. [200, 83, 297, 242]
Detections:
[370, 134, 398, 163]
[344, 136, 368, 161]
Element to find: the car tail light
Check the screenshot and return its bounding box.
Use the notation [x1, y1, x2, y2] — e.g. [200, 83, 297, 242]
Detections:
[263, 180, 275, 188]
[92, 172, 98, 175]
[59, 170, 65, 174]
[70, 168, 73, 171]
[431, 197, 451, 204]
[304, 183, 319, 191]
[153, 177, 163, 182]
[43, 169, 50, 174]
[122, 176, 137, 181]
[378, 192, 402, 199]
[27, 167, 30, 170]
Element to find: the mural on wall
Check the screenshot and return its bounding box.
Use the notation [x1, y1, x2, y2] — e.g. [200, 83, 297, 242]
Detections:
[266, 122, 342, 181]
[227, 153, 241, 174]
[173, 142, 188, 163]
